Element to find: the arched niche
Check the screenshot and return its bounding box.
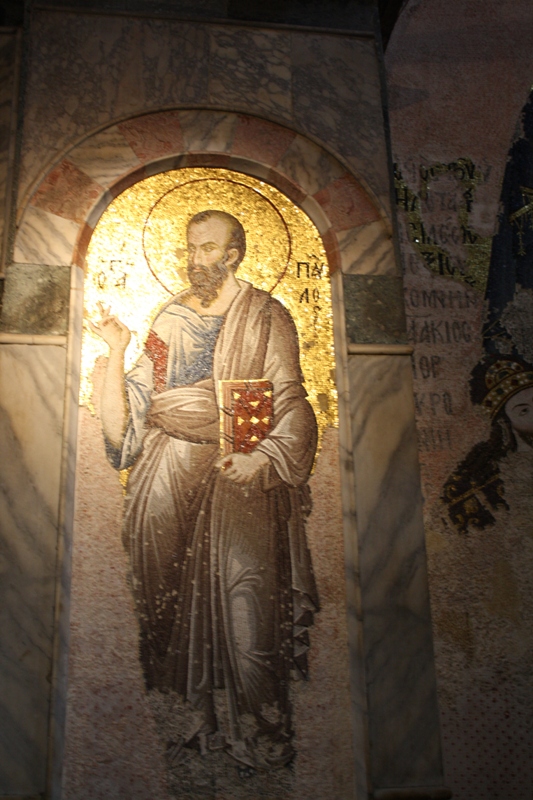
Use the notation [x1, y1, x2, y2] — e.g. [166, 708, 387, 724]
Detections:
[23, 108, 383, 798]
[67, 162, 354, 800]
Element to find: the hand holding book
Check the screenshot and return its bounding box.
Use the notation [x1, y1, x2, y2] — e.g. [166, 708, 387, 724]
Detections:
[216, 449, 270, 484]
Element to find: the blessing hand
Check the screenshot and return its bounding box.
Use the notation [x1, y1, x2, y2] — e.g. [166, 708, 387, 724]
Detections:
[88, 301, 131, 353]
[216, 451, 270, 484]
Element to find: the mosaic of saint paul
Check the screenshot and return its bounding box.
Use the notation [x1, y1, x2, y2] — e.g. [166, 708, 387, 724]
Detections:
[90, 209, 320, 773]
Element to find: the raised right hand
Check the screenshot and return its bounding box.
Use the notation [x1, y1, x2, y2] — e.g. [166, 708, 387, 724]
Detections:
[88, 301, 131, 353]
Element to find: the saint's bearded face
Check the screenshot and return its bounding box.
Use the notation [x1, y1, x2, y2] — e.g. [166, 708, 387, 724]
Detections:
[186, 217, 238, 307]
[187, 255, 229, 307]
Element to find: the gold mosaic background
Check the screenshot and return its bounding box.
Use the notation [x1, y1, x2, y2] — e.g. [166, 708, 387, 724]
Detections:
[82, 167, 338, 448]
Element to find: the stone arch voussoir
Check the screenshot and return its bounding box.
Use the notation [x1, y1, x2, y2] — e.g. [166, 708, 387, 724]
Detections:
[14, 109, 395, 278]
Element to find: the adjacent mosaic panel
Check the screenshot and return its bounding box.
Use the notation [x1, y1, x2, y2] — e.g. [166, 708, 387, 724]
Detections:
[394, 85, 533, 800]
[66, 168, 354, 800]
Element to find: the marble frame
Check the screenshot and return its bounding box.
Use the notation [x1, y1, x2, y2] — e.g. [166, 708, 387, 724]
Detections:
[5, 108, 447, 799]
[13, 110, 394, 276]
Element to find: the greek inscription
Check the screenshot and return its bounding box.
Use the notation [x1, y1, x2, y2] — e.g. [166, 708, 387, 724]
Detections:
[461, 225, 478, 245]
[414, 391, 454, 416]
[405, 287, 478, 310]
[394, 160, 492, 293]
[463, 187, 474, 213]
[419, 160, 476, 184]
[396, 183, 418, 213]
[297, 261, 325, 318]
[407, 318, 472, 344]
[426, 222, 460, 246]
[417, 426, 453, 451]
[421, 191, 458, 213]
[411, 355, 442, 380]
[97, 259, 128, 290]
[297, 261, 325, 280]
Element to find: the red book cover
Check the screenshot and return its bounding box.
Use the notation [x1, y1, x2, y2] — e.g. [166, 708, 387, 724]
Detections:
[219, 379, 274, 455]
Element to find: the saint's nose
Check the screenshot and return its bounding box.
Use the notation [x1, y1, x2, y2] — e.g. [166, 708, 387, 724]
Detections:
[191, 248, 203, 266]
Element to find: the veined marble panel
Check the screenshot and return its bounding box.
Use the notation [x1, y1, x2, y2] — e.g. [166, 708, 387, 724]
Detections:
[67, 126, 141, 188]
[231, 115, 296, 167]
[347, 354, 443, 789]
[118, 110, 185, 162]
[0, 344, 66, 795]
[19, 13, 209, 203]
[177, 109, 237, 153]
[330, 270, 372, 800]
[48, 265, 84, 799]
[314, 174, 381, 232]
[208, 27, 291, 119]
[0, 32, 17, 255]
[337, 220, 398, 276]
[14, 207, 80, 267]
[31, 159, 104, 224]
[19, 12, 392, 223]
[291, 34, 390, 216]
[300, 195, 331, 235]
[277, 134, 346, 196]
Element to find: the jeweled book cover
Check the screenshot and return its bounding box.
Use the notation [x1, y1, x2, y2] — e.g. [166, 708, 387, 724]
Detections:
[219, 379, 274, 455]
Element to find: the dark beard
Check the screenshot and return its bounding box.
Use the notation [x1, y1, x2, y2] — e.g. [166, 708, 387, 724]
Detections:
[188, 258, 229, 308]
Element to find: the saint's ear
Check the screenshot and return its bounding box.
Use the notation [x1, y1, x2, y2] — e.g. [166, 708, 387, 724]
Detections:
[225, 247, 239, 269]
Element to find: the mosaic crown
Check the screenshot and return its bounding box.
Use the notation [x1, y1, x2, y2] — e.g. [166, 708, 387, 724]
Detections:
[481, 359, 533, 418]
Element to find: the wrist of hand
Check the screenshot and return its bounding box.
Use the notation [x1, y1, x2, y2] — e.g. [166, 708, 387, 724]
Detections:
[108, 345, 127, 358]
[251, 450, 270, 467]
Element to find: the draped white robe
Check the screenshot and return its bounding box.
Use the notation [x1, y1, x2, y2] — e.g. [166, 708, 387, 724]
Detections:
[114, 281, 319, 769]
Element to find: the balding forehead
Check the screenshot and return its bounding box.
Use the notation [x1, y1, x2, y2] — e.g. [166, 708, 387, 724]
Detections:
[187, 216, 232, 245]
[188, 210, 237, 231]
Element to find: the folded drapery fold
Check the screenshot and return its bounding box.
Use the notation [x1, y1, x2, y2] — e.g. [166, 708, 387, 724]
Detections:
[147, 381, 219, 444]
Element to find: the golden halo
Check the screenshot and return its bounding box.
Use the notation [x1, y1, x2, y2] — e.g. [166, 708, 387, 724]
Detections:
[142, 177, 292, 296]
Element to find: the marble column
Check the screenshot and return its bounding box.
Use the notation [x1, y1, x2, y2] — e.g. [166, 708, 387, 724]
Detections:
[0, 28, 19, 273]
[0, 342, 67, 796]
[338, 233, 451, 798]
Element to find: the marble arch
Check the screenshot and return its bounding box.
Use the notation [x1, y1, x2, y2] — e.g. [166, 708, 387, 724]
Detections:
[14, 108, 396, 278]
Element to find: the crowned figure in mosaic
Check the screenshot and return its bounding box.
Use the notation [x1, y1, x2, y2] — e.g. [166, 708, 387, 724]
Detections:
[91, 209, 319, 773]
[443, 355, 533, 533]
[438, 356, 533, 755]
